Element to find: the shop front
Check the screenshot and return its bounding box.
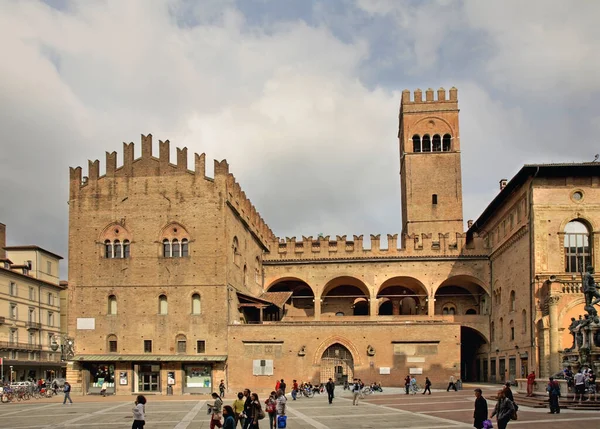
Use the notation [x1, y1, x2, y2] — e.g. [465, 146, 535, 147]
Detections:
[183, 364, 212, 394]
[82, 362, 116, 395]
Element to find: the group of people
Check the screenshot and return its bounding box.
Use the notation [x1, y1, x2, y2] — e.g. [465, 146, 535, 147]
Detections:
[403, 375, 433, 394]
[568, 367, 597, 403]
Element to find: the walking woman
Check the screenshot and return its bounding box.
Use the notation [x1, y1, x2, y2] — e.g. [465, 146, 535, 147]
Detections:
[132, 395, 146, 429]
[422, 377, 432, 395]
[490, 389, 515, 429]
[265, 391, 277, 429]
[233, 392, 246, 428]
[249, 393, 261, 428]
[223, 405, 236, 429]
[210, 392, 223, 429]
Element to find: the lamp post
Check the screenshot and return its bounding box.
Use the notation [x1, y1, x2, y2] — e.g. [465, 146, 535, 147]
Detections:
[9, 365, 13, 384]
[50, 334, 75, 361]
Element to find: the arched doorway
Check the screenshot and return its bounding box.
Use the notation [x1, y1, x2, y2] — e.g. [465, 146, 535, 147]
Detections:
[320, 343, 354, 384]
[461, 326, 487, 382]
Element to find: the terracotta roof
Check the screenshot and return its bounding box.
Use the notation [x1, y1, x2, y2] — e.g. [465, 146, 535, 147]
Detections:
[3, 245, 63, 260]
[260, 291, 293, 308]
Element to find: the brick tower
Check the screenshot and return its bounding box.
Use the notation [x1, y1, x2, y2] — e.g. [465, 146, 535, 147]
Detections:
[399, 87, 464, 239]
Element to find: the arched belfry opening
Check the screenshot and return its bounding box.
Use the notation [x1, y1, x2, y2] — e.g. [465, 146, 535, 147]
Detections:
[320, 343, 354, 385]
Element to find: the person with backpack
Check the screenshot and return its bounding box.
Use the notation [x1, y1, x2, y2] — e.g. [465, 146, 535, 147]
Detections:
[62, 381, 73, 405]
[209, 392, 223, 429]
[422, 377, 432, 395]
[276, 389, 287, 428]
[265, 391, 277, 429]
[547, 377, 561, 414]
[490, 389, 515, 429]
[352, 378, 361, 405]
[249, 392, 263, 428]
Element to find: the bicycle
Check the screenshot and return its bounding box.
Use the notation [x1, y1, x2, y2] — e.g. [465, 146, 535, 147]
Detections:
[301, 388, 314, 398]
[410, 384, 422, 395]
[358, 387, 373, 399]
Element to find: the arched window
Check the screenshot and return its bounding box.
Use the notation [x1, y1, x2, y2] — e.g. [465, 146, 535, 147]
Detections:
[114, 240, 122, 258]
[254, 256, 261, 284]
[432, 134, 441, 152]
[491, 321, 495, 342]
[465, 308, 477, 315]
[422, 134, 431, 152]
[172, 239, 180, 258]
[176, 334, 187, 353]
[104, 240, 113, 259]
[522, 309, 527, 334]
[107, 334, 118, 353]
[181, 239, 189, 257]
[442, 305, 456, 315]
[412, 135, 421, 153]
[159, 294, 168, 315]
[192, 293, 201, 315]
[233, 237, 241, 265]
[510, 290, 516, 312]
[123, 240, 130, 258]
[243, 264, 248, 287]
[509, 320, 515, 341]
[564, 220, 591, 273]
[108, 295, 117, 315]
[163, 239, 171, 257]
[499, 317, 504, 339]
[443, 134, 451, 151]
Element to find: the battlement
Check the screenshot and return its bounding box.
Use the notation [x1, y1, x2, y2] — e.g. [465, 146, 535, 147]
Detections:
[265, 231, 488, 262]
[69, 134, 276, 248]
[401, 87, 458, 104]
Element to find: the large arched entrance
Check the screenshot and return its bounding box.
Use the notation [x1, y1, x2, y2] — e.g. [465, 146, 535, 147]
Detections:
[461, 326, 487, 382]
[267, 278, 315, 319]
[434, 275, 490, 316]
[377, 277, 428, 315]
[321, 276, 370, 317]
[320, 343, 354, 384]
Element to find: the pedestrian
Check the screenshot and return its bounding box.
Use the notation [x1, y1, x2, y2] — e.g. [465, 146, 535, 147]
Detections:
[503, 382, 518, 416]
[291, 379, 298, 401]
[62, 381, 73, 405]
[223, 405, 236, 429]
[422, 377, 432, 395]
[265, 391, 277, 429]
[352, 378, 361, 405]
[275, 380, 280, 392]
[233, 392, 246, 428]
[404, 375, 410, 394]
[276, 389, 287, 428]
[490, 389, 515, 429]
[209, 392, 223, 429]
[242, 389, 253, 429]
[574, 368, 585, 403]
[473, 388, 488, 429]
[249, 393, 261, 428]
[586, 371, 596, 401]
[100, 380, 108, 397]
[132, 395, 146, 429]
[325, 378, 335, 404]
[279, 379, 287, 396]
[547, 376, 561, 414]
[526, 371, 535, 397]
[447, 375, 457, 392]
[219, 380, 226, 398]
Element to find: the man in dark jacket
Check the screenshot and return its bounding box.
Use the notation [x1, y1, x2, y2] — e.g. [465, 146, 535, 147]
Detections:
[242, 389, 253, 429]
[404, 375, 411, 394]
[547, 377, 561, 414]
[325, 378, 335, 404]
[473, 388, 488, 429]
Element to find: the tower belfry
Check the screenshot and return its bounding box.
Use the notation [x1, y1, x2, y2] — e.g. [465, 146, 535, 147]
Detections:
[399, 87, 464, 239]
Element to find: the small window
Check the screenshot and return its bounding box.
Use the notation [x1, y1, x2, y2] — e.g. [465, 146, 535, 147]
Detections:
[442, 134, 451, 151]
[159, 295, 168, 315]
[108, 295, 117, 315]
[114, 240, 122, 258]
[48, 293, 54, 306]
[491, 322, 495, 342]
[181, 239, 189, 257]
[197, 340, 206, 353]
[29, 287, 35, 301]
[412, 135, 421, 153]
[163, 239, 171, 258]
[10, 304, 18, 319]
[172, 239, 180, 258]
[29, 331, 35, 344]
[192, 293, 201, 315]
[10, 329, 18, 343]
[509, 291, 516, 312]
[177, 340, 187, 353]
[48, 311, 54, 327]
[432, 134, 441, 151]
[233, 237, 241, 265]
[123, 240, 130, 258]
[522, 310, 527, 334]
[432, 194, 438, 205]
[466, 308, 477, 315]
[29, 308, 35, 322]
[9, 282, 16, 296]
[335, 312, 345, 316]
[499, 317, 504, 339]
[109, 340, 118, 353]
[144, 340, 152, 353]
[510, 320, 515, 341]
[422, 134, 431, 152]
[105, 240, 113, 259]
[46, 261, 52, 276]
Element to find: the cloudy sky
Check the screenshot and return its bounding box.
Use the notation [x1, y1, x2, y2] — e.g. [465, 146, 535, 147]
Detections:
[1, 0, 599, 278]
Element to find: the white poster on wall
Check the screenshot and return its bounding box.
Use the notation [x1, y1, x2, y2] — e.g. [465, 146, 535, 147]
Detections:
[379, 367, 391, 375]
[77, 318, 95, 330]
[409, 368, 423, 375]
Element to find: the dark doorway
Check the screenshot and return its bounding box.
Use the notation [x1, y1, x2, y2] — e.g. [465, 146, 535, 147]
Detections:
[460, 327, 487, 382]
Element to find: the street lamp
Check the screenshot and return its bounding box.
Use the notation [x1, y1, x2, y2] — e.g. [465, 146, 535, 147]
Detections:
[50, 334, 75, 361]
[9, 365, 13, 384]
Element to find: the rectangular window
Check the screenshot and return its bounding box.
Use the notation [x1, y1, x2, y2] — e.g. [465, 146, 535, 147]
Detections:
[10, 350, 18, 359]
[29, 287, 35, 301]
[9, 282, 17, 296]
[509, 213, 514, 230]
[29, 352, 36, 361]
[564, 232, 591, 273]
[177, 340, 187, 353]
[109, 340, 118, 353]
[48, 333, 54, 346]
[144, 340, 152, 353]
[29, 308, 35, 322]
[511, 327, 515, 341]
[197, 340, 206, 353]
[10, 328, 18, 343]
[48, 293, 54, 306]
[29, 331, 35, 345]
[48, 312, 54, 327]
[432, 194, 438, 205]
[47, 261, 52, 275]
[10, 303, 17, 319]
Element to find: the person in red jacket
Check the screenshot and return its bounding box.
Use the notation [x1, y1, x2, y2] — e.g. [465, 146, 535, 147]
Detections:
[526, 371, 536, 397]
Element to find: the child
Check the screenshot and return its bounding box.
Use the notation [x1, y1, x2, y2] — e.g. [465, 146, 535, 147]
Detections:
[132, 395, 146, 429]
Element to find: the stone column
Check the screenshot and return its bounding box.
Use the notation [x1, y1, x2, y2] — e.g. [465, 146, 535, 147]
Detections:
[369, 298, 378, 318]
[428, 296, 435, 317]
[314, 297, 321, 321]
[548, 295, 561, 375]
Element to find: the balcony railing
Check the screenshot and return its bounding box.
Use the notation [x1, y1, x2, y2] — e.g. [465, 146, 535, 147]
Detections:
[26, 321, 42, 330]
[0, 341, 43, 351]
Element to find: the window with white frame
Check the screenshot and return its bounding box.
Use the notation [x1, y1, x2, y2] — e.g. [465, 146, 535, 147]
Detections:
[48, 311, 54, 327]
[9, 281, 17, 296]
[10, 303, 17, 319]
[29, 286, 35, 301]
[564, 220, 591, 273]
[10, 328, 18, 343]
[191, 293, 201, 314]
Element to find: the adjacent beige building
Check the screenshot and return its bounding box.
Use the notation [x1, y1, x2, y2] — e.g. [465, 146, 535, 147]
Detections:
[65, 87, 599, 395]
[0, 225, 66, 383]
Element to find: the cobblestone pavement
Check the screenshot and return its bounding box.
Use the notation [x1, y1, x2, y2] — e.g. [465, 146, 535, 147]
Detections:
[1, 388, 599, 428]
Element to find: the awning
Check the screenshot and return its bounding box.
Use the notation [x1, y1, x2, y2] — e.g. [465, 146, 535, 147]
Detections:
[73, 355, 227, 362]
[260, 292, 293, 308]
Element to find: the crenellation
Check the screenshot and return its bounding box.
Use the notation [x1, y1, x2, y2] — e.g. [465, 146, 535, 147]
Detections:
[141, 133, 152, 159]
[214, 159, 230, 176]
[449, 86, 458, 101]
[88, 159, 100, 182]
[388, 233, 398, 250]
[401, 87, 458, 105]
[425, 88, 434, 101]
[194, 153, 206, 177]
[106, 151, 117, 177]
[159, 140, 170, 168]
[123, 142, 134, 176]
[437, 87, 446, 101]
[176, 147, 187, 171]
[414, 88, 422, 102]
[370, 234, 381, 251]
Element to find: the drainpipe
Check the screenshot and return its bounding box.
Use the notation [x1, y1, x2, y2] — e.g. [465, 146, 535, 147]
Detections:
[528, 167, 540, 374]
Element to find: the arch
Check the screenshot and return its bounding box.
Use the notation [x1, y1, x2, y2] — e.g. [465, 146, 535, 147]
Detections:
[107, 295, 117, 315]
[510, 290, 516, 312]
[312, 335, 362, 366]
[114, 240, 122, 258]
[352, 298, 369, 316]
[443, 134, 451, 151]
[563, 219, 592, 273]
[422, 134, 431, 152]
[160, 222, 190, 258]
[412, 116, 454, 134]
[521, 309, 527, 334]
[378, 298, 393, 316]
[461, 326, 489, 381]
[432, 134, 441, 152]
[158, 221, 191, 241]
[233, 236, 241, 265]
[104, 240, 113, 259]
[412, 134, 421, 153]
[176, 334, 187, 353]
[159, 294, 168, 315]
[107, 334, 118, 353]
[172, 239, 180, 258]
[319, 343, 354, 384]
[434, 274, 490, 296]
[99, 222, 132, 242]
[466, 308, 477, 315]
[558, 215, 596, 232]
[322, 276, 371, 316]
[191, 293, 201, 315]
[442, 303, 457, 315]
[322, 276, 371, 297]
[267, 277, 315, 316]
[377, 276, 428, 315]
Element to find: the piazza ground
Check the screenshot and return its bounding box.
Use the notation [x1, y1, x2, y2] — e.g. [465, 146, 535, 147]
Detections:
[2, 385, 600, 429]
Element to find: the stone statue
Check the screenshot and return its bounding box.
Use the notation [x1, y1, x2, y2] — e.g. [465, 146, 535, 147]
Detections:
[583, 265, 600, 321]
[567, 317, 580, 350]
[576, 314, 593, 348]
